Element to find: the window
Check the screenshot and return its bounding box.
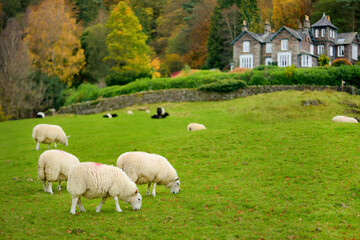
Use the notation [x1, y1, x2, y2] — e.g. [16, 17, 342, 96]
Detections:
[321, 29, 325, 37]
[318, 45, 324, 55]
[239, 55, 253, 68]
[330, 46, 334, 56]
[352, 43, 358, 60]
[243, 41, 250, 52]
[265, 57, 272, 66]
[281, 39, 288, 50]
[338, 45, 344, 56]
[266, 43, 272, 53]
[277, 52, 291, 67]
[310, 44, 314, 54]
[315, 29, 319, 37]
[301, 55, 312, 67]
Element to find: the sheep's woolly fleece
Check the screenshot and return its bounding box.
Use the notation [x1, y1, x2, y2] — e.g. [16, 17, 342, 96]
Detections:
[332, 115, 358, 123]
[32, 124, 69, 151]
[187, 123, 206, 131]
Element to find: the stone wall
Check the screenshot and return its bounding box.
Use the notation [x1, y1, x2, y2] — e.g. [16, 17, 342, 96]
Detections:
[57, 85, 357, 115]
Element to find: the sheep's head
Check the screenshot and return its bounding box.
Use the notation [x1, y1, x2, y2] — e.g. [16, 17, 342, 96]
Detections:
[167, 177, 180, 194]
[129, 189, 142, 211]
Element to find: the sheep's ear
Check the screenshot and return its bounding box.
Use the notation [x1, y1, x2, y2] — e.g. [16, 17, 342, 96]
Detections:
[67, 135, 70, 139]
[174, 177, 179, 181]
[135, 189, 138, 194]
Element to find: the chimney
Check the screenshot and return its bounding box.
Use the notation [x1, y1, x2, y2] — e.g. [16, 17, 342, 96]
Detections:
[303, 15, 310, 32]
[242, 20, 248, 32]
[264, 19, 271, 34]
[298, 20, 303, 32]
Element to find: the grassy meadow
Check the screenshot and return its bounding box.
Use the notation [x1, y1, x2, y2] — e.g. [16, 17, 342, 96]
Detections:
[1, 90, 360, 239]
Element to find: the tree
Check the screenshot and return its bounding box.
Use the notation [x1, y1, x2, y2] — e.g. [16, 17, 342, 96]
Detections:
[104, 1, 151, 74]
[24, 0, 85, 86]
[0, 18, 47, 119]
[70, 0, 102, 26]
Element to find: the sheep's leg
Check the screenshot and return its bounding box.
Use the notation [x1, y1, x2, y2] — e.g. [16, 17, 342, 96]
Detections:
[152, 183, 157, 197]
[47, 144, 50, 149]
[36, 142, 40, 151]
[57, 181, 61, 191]
[48, 182, 53, 194]
[54, 142, 57, 148]
[77, 197, 86, 212]
[96, 197, 107, 213]
[146, 183, 151, 195]
[42, 180, 49, 192]
[70, 196, 78, 214]
[114, 196, 122, 212]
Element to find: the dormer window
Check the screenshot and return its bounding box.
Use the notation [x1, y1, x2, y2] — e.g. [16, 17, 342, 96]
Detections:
[315, 29, 319, 38]
[321, 29, 325, 37]
[243, 41, 250, 52]
[281, 39, 288, 50]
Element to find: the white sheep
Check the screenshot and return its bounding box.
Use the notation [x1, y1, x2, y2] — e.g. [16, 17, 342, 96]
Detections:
[146, 109, 150, 114]
[37, 150, 80, 194]
[187, 123, 206, 131]
[32, 124, 70, 151]
[116, 151, 180, 197]
[67, 162, 142, 214]
[127, 110, 133, 115]
[332, 115, 358, 123]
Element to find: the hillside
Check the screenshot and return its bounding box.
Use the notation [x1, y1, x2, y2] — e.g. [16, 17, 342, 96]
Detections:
[0, 90, 360, 239]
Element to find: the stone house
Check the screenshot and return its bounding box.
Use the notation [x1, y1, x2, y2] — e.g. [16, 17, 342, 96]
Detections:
[232, 13, 360, 68]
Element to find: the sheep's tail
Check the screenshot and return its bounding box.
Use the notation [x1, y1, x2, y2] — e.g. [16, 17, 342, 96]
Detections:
[37, 158, 46, 181]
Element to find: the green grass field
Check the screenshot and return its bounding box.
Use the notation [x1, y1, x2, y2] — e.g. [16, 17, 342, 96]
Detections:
[1, 90, 360, 239]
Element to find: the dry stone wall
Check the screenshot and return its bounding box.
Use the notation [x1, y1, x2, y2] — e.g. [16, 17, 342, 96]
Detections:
[58, 85, 357, 115]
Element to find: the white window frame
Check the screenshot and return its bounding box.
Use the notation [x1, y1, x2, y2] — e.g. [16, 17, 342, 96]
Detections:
[310, 44, 314, 54]
[265, 57, 272, 66]
[330, 45, 334, 56]
[281, 39, 288, 51]
[277, 52, 291, 67]
[352, 43, 358, 60]
[243, 41, 250, 52]
[239, 54, 253, 68]
[321, 28, 325, 37]
[318, 45, 324, 55]
[315, 29, 319, 38]
[338, 45, 344, 57]
[301, 55, 312, 67]
[266, 43, 272, 53]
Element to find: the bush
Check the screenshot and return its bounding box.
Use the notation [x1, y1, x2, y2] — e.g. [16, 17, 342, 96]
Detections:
[249, 71, 270, 85]
[198, 79, 247, 92]
[331, 58, 352, 66]
[0, 105, 11, 122]
[64, 83, 100, 106]
[318, 54, 330, 66]
[105, 71, 152, 86]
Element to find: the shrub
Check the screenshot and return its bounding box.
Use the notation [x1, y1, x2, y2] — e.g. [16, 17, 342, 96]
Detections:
[331, 58, 352, 66]
[0, 105, 11, 122]
[64, 83, 100, 106]
[318, 54, 330, 66]
[228, 67, 250, 73]
[105, 71, 152, 86]
[198, 79, 247, 92]
[249, 71, 270, 85]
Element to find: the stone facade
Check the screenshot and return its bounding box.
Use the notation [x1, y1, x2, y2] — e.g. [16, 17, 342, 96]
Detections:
[57, 86, 357, 115]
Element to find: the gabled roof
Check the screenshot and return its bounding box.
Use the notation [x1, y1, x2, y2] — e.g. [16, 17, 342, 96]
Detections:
[232, 30, 263, 45]
[336, 32, 359, 45]
[258, 32, 275, 42]
[311, 13, 338, 30]
[270, 26, 302, 41]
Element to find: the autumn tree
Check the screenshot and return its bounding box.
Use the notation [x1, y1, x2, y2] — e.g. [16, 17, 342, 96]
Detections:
[70, 0, 102, 26]
[104, 1, 151, 75]
[24, 0, 85, 86]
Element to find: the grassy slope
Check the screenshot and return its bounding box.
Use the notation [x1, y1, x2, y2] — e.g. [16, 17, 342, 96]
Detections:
[0, 90, 360, 239]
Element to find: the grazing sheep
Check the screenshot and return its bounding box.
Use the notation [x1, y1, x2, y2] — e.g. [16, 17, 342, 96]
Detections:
[146, 109, 150, 114]
[332, 115, 358, 123]
[127, 111, 133, 115]
[116, 151, 180, 196]
[103, 113, 118, 118]
[38, 150, 80, 194]
[151, 107, 169, 119]
[36, 112, 45, 118]
[67, 162, 142, 214]
[32, 124, 69, 151]
[187, 123, 206, 131]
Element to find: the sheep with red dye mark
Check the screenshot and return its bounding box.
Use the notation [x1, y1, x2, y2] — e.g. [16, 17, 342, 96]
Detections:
[67, 162, 142, 214]
[32, 124, 69, 151]
[38, 150, 80, 194]
[187, 123, 206, 131]
[332, 115, 358, 123]
[116, 151, 180, 197]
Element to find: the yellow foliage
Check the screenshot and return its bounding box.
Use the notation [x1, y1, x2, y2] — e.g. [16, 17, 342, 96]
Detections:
[150, 57, 161, 78]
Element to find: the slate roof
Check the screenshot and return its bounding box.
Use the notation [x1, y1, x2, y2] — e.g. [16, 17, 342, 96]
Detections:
[232, 30, 263, 45]
[270, 26, 302, 41]
[311, 13, 338, 30]
[258, 32, 275, 42]
[336, 32, 359, 45]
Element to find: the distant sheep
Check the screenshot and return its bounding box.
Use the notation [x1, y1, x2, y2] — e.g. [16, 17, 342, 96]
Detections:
[127, 111, 133, 115]
[36, 112, 45, 118]
[117, 151, 180, 196]
[146, 109, 150, 114]
[38, 150, 80, 194]
[103, 113, 118, 118]
[67, 162, 142, 214]
[332, 115, 358, 123]
[151, 107, 169, 119]
[32, 124, 69, 151]
[187, 123, 206, 131]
